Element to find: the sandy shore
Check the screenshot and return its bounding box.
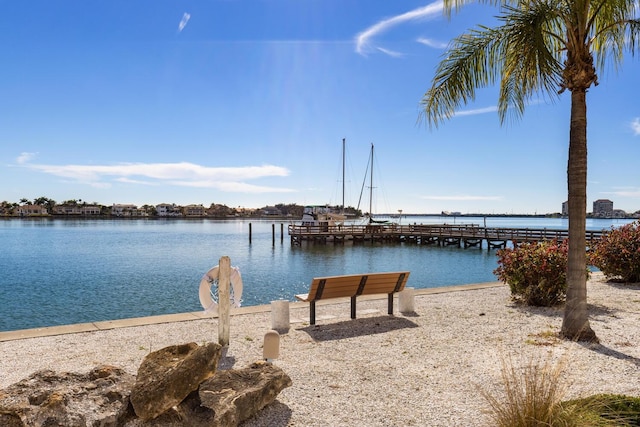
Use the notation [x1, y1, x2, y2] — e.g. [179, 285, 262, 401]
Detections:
[1, 272, 639, 426]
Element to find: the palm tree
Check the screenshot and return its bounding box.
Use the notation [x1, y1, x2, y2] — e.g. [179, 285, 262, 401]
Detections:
[421, 1, 639, 341]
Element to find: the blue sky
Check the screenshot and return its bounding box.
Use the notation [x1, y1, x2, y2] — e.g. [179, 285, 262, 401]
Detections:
[1, 1, 639, 215]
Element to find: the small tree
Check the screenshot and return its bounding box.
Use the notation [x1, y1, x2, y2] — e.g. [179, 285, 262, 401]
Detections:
[494, 240, 571, 307]
[589, 221, 640, 283]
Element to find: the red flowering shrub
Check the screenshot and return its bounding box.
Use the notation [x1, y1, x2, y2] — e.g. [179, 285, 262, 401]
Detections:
[494, 239, 570, 306]
[589, 221, 640, 283]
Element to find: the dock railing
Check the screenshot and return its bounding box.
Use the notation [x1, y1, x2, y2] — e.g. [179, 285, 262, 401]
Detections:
[287, 223, 605, 246]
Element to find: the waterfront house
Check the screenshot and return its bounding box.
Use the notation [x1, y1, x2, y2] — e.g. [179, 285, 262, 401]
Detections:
[111, 204, 139, 217]
[82, 206, 101, 215]
[262, 206, 283, 216]
[16, 205, 48, 217]
[183, 204, 206, 217]
[156, 203, 183, 217]
[53, 204, 83, 215]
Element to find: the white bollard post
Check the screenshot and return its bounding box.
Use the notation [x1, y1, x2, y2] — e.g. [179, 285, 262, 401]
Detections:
[399, 287, 415, 314]
[218, 256, 231, 346]
[270, 300, 290, 333]
[263, 330, 280, 362]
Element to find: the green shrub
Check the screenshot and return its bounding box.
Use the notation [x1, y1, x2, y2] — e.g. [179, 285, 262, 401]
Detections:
[494, 239, 570, 306]
[562, 394, 640, 426]
[589, 221, 640, 283]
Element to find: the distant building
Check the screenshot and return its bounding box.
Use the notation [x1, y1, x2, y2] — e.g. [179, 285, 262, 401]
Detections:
[262, 206, 283, 216]
[16, 205, 48, 216]
[593, 199, 614, 217]
[561, 201, 568, 216]
[111, 204, 138, 217]
[156, 203, 182, 217]
[183, 204, 206, 217]
[612, 209, 627, 218]
[53, 204, 100, 215]
[83, 206, 101, 215]
[53, 203, 83, 215]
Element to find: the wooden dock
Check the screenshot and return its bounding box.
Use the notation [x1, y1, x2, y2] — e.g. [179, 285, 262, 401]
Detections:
[287, 223, 605, 249]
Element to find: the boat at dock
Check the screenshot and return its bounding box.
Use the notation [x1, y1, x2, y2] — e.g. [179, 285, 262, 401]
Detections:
[296, 138, 351, 230]
[299, 205, 347, 230]
[356, 143, 395, 226]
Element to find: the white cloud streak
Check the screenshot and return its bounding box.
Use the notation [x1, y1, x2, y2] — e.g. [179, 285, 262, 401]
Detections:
[178, 12, 191, 33]
[355, 1, 444, 56]
[631, 117, 640, 135]
[416, 37, 448, 49]
[17, 160, 295, 194]
[606, 187, 640, 198]
[16, 152, 37, 164]
[376, 47, 405, 58]
[453, 106, 499, 117]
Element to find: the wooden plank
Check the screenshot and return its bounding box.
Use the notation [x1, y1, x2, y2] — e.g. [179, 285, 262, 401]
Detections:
[296, 271, 410, 324]
[299, 272, 409, 300]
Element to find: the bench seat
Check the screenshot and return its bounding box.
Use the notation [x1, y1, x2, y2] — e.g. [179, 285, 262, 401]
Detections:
[295, 271, 410, 324]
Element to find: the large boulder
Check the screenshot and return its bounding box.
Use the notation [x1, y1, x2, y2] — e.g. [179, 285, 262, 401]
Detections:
[129, 342, 222, 421]
[128, 361, 292, 427]
[198, 360, 292, 426]
[0, 365, 134, 427]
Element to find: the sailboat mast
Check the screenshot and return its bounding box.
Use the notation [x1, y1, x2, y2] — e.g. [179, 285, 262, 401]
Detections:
[369, 143, 374, 219]
[342, 138, 345, 215]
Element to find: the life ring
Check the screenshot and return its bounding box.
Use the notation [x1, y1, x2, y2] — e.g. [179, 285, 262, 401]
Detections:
[199, 265, 243, 315]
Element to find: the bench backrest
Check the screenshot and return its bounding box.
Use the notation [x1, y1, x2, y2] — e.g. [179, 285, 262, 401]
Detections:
[306, 271, 410, 301]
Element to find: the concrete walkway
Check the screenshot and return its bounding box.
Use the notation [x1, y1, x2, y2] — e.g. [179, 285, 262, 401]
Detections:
[0, 282, 502, 342]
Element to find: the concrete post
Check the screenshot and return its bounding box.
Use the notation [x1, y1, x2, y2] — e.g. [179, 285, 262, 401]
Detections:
[270, 300, 290, 333]
[399, 287, 415, 314]
[218, 256, 231, 346]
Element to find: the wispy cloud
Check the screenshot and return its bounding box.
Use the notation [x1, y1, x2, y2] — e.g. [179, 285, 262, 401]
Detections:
[416, 37, 448, 49]
[376, 47, 405, 58]
[16, 152, 37, 164]
[355, 1, 444, 56]
[631, 117, 640, 135]
[452, 100, 544, 118]
[453, 106, 499, 117]
[16, 158, 295, 194]
[178, 12, 191, 33]
[421, 195, 503, 201]
[605, 187, 640, 198]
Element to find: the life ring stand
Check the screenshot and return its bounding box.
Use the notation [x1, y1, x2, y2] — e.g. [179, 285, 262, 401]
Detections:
[199, 265, 243, 316]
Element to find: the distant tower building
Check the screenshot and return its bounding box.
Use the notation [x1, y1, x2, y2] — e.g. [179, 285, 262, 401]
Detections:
[561, 201, 568, 216]
[593, 199, 614, 217]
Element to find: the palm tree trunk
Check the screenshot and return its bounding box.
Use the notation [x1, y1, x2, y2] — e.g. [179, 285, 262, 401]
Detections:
[561, 89, 597, 342]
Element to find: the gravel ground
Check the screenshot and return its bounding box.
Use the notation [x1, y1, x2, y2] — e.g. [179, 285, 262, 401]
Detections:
[1, 272, 639, 426]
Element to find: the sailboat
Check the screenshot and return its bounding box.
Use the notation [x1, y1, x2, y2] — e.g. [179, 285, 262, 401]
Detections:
[299, 139, 348, 229]
[357, 143, 390, 225]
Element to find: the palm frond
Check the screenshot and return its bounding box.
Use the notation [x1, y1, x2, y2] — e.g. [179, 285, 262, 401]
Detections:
[590, 0, 640, 71]
[628, 19, 640, 52]
[498, 3, 564, 122]
[420, 26, 505, 128]
[424, 0, 638, 128]
[421, 1, 565, 127]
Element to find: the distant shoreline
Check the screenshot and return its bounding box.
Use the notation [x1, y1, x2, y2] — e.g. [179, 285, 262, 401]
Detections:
[2, 213, 638, 220]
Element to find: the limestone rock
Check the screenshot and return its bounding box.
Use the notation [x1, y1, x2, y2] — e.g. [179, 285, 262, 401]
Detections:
[129, 342, 222, 421]
[0, 365, 135, 427]
[198, 360, 292, 426]
[1, 345, 290, 427]
[122, 362, 291, 427]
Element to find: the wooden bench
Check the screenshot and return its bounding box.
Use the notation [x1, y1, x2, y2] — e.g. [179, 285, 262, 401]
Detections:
[295, 271, 410, 324]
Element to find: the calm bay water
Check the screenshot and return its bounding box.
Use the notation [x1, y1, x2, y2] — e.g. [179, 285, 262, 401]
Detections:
[0, 216, 634, 331]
